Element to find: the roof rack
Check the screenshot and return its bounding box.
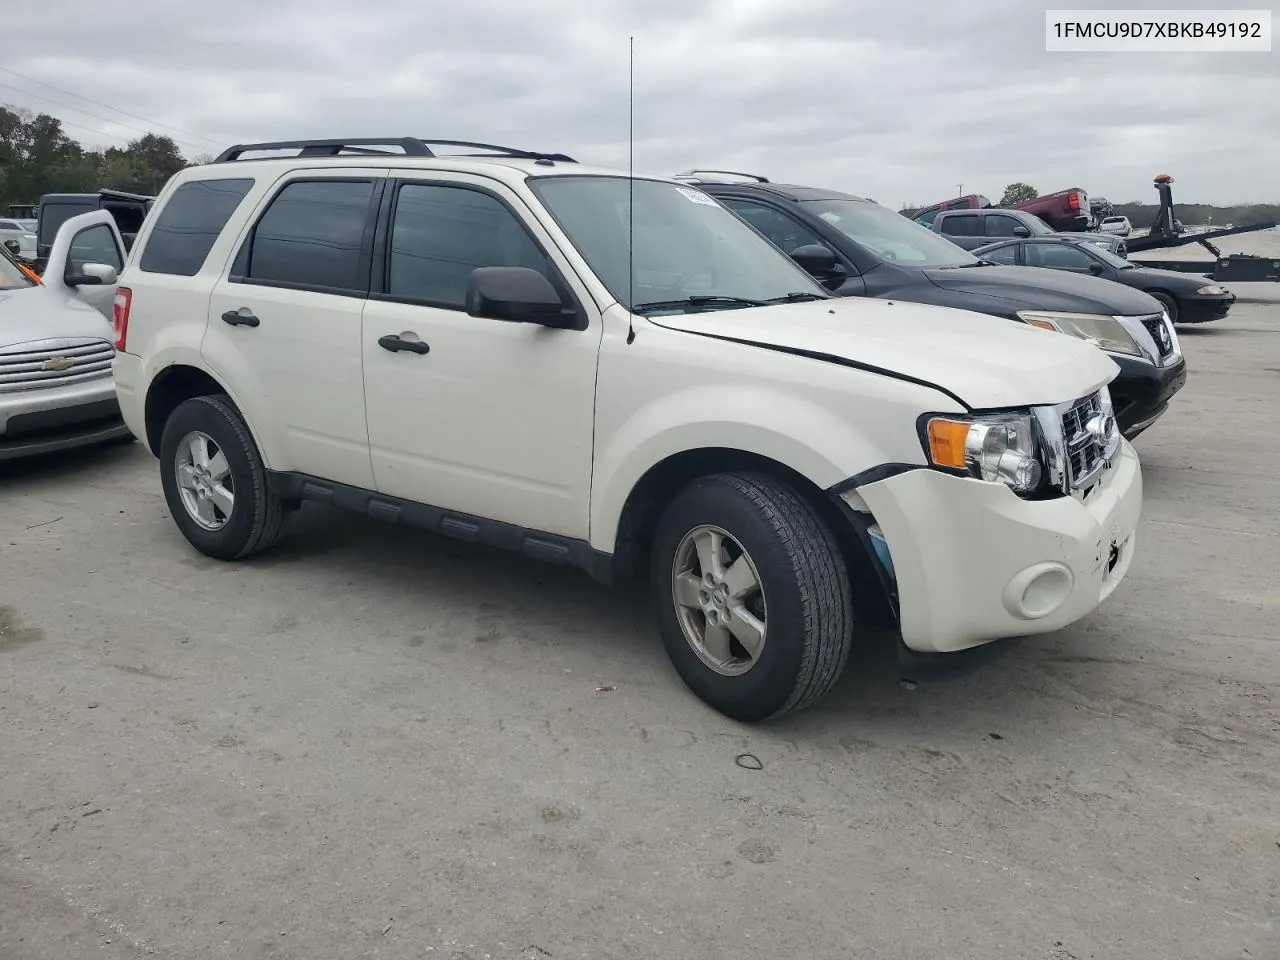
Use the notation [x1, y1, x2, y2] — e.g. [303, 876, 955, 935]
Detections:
[674, 169, 770, 184]
[213, 138, 577, 164]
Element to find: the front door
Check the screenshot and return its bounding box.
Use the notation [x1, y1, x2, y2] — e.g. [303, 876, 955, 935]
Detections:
[204, 173, 383, 488]
[360, 177, 601, 539]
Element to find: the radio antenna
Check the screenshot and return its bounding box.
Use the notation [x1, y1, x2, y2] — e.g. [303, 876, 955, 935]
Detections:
[626, 34, 636, 345]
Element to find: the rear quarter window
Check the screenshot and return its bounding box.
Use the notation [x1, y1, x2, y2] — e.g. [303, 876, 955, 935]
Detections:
[138, 178, 256, 276]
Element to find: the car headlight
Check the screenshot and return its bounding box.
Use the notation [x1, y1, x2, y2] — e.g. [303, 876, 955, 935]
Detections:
[1195, 284, 1225, 296]
[1016, 310, 1144, 357]
[922, 411, 1044, 494]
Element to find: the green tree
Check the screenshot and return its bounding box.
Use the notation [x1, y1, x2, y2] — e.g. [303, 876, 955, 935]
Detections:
[0, 105, 192, 208]
[999, 182, 1038, 206]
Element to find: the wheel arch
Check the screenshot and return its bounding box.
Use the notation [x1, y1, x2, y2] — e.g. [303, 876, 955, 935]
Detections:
[607, 446, 895, 625]
[142, 363, 273, 464]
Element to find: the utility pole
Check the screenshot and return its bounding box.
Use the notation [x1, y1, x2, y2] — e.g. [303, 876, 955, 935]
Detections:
[956, 183, 964, 196]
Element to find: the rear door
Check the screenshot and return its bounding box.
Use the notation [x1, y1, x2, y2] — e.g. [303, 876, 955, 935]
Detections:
[204, 172, 384, 488]
[41, 210, 126, 318]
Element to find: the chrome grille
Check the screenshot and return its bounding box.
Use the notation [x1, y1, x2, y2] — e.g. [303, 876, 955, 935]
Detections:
[0, 338, 116, 394]
[1055, 389, 1120, 493]
[1139, 313, 1176, 361]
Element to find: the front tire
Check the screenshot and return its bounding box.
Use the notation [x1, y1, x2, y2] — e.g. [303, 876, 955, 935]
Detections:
[159, 395, 286, 560]
[649, 472, 855, 722]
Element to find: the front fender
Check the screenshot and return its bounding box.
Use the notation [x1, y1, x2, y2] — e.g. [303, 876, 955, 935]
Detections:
[590, 383, 904, 554]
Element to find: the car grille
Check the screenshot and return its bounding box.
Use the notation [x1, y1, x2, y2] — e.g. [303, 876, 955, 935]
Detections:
[1057, 390, 1120, 494]
[0, 338, 116, 394]
[1138, 313, 1177, 361]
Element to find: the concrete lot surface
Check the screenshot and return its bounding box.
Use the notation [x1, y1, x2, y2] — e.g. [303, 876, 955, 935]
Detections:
[2, 302, 1279, 960]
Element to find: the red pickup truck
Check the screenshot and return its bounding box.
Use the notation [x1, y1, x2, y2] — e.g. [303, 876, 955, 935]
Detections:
[905, 187, 1093, 232]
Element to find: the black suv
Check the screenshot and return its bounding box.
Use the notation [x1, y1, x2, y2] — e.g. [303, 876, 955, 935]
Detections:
[682, 172, 1186, 440]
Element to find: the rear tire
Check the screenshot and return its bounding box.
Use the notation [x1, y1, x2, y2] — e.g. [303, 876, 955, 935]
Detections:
[649, 472, 855, 722]
[1150, 291, 1179, 323]
[159, 395, 286, 560]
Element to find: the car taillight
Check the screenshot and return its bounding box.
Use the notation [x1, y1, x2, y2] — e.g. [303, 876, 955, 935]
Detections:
[112, 287, 132, 351]
[1068, 191, 1082, 210]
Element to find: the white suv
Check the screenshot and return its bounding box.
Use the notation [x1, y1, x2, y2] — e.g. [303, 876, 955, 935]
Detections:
[111, 138, 1142, 721]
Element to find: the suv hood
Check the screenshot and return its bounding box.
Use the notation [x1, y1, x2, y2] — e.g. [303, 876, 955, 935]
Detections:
[647, 296, 1118, 410]
[922, 264, 1161, 315]
[0, 285, 114, 348]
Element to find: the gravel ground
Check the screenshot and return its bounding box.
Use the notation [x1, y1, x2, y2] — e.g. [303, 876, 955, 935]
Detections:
[1, 298, 1278, 960]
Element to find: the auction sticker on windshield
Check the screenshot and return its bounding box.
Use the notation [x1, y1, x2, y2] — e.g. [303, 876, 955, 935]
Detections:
[676, 186, 720, 206]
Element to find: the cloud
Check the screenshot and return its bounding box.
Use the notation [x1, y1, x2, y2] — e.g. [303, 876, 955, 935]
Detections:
[3, 0, 1277, 205]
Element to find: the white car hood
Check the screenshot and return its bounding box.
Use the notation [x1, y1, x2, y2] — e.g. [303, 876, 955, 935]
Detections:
[0, 284, 114, 349]
[647, 296, 1120, 410]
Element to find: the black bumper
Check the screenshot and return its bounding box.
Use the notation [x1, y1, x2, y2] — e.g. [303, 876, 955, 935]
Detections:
[1110, 354, 1187, 439]
[1177, 294, 1235, 324]
[0, 397, 132, 461]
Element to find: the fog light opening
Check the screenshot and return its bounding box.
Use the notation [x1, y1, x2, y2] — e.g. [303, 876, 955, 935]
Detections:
[1021, 567, 1073, 619]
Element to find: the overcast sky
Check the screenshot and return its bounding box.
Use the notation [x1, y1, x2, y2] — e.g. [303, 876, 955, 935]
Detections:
[3, 0, 1277, 206]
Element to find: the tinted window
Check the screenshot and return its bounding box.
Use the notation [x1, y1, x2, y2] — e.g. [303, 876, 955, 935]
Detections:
[1025, 242, 1096, 272]
[984, 214, 1024, 237]
[387, 184, 552, 308]
[139, 178, 254, 276]
[0, 220, 18, 230]
[246, 180, 375, 292]
[719, 199, 825, 255]
[913, 210, 939, 227]
[979, 244, 1018, 265]
[939, 214, 979, 237]
[68, 224, 123, 272]
[39, 202, 95, 245]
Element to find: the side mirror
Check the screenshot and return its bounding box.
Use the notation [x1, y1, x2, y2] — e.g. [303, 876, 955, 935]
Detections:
[1012, 225, 1031, 238]
[2, 238, 20, 257]
[789, 244, 841, 278]
[65, 262, 118, 287]
[465, 266, 578, 328]
[1088, 262, 1105, 276]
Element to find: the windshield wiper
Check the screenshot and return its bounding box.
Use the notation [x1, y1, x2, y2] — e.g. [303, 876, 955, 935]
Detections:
[944, 260, 997, 268]
[632, 295, 767, 314]
[766, 291, 828, 303]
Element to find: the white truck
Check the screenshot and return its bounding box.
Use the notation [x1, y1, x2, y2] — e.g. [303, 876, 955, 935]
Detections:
[110, 137, 1142, 721]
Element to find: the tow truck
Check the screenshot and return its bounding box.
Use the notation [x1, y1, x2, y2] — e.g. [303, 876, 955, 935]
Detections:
[1127, 174, 1278, 282]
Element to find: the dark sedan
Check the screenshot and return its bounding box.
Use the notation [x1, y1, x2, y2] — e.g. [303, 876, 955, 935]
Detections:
[971, 235, 1236, 324]
[685, 176, 1186, 439]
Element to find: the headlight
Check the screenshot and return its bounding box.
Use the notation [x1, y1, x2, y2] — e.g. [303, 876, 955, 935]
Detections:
[1195, 284, 1224, 296]
[923, 411, 1044, 494]
[1016, 310, 1144, 357]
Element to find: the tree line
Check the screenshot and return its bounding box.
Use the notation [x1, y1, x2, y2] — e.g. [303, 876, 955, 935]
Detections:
[0, 105, 210, 208]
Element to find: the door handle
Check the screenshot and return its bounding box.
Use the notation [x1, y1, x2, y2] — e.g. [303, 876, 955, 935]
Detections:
[221, 309, 260, 327]
[378, 333, 430, 355]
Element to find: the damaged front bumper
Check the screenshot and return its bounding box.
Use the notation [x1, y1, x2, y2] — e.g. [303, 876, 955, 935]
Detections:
[835, 440, 1142, 654]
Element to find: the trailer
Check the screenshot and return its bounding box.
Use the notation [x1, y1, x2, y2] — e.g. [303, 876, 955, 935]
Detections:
[1126, 175, 1279, 282]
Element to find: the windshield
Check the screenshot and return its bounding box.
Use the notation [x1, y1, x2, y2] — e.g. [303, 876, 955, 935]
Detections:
[1087, 244, 1133, 269]
[528, 176, 826, 313]
[800, 198, 977, 268]
[0, 249, 37, 290]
